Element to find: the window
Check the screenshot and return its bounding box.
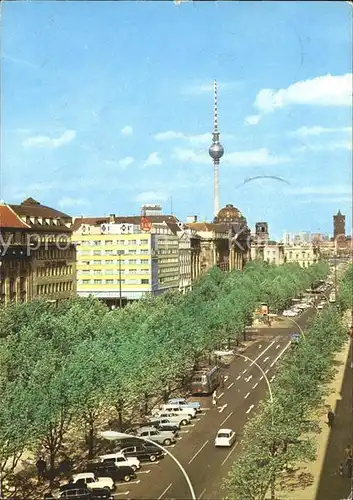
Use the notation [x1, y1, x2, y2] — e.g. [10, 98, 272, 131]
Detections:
[141, 279, 149, 284]
[140, 239, 148, 244]
[83, 279, 90, 284]
[129, 259, 137, 264]
[106, 259, 113, 264]
[106, 279, 114, 284]
[93, 270, 101, 275]
[105, 240, 113, 245]
[129, 240, 136, 245]
[105, 250, 113, 255]
[140, 249, 149, 254]
[93, 250, 101, 256]
[94, 279, 102, 284]
[129, 250, 137, 254]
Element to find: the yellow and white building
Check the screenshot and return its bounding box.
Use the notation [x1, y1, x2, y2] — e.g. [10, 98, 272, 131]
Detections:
[283, 243, 320, 268]
[72, 216, 179, 304]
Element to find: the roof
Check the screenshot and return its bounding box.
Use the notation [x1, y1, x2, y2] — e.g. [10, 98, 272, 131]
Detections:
[186, 222, 229, 232]
[217, 428, 233, 433]
[10, 197, 71, 219]
[72, 214, 180, 231]
[0, 203, 31, 229]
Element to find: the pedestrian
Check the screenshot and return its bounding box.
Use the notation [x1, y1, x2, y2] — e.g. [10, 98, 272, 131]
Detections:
[327, 408, 335, 427]
[36, 456, 47, 482]
[346, 456, 353, 478]
[339, 462, 345, 476]
[212, 390, 217, 407]
[345, 445, 352, 460]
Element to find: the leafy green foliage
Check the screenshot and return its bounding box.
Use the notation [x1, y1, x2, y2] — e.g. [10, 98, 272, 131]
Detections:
[0, 262, 328, 478]
[223, 265, 348, 500]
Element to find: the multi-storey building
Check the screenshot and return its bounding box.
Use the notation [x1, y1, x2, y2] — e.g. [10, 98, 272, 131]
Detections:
[72, 215, 182, 305]
[283, 243, 320, 267]
[1, 198, 76, 305]
[333, 210, 345, 241]
[251, 242, 285, 266]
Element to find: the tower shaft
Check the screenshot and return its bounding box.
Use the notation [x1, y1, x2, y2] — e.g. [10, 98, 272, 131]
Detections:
[214, 162, 220, 216]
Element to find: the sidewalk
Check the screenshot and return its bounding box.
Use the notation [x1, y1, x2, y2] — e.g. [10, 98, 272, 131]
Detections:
[268, 336, 351, 500]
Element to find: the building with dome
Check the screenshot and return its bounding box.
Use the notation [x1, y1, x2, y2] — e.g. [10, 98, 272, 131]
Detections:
[186, 203, 251, 272]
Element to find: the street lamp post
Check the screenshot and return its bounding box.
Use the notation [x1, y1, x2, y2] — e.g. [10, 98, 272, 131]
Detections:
[268, 313, 306, 340]
[100, 430, 196, 500]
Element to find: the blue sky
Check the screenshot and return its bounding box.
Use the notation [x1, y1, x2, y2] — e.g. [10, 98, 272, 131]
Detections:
[2, 1, 352, 239]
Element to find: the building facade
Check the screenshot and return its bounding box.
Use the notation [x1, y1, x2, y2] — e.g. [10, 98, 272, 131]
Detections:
[251, 242, 285, 266]
[186, 204, 251, 273]
[1, 198, 76, 305]
[72, 215, 184, 305]
[333, 210, 345, 240]
[283, 243, 320, 267]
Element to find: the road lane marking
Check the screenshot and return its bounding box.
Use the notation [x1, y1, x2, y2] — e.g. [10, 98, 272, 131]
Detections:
[245, 375, 253, 382]
[265, 369, 269, 374]
[246, 404, 255, 414]
[224, 375, 229, 382]
[244, 392, 250, 399]
[179, 430, 190, 434]
[258, 344, 262, 349]
[199, 488, 206, 499]
[188, 440, 209, 464]
[270, 375, 275, 382]
[126, 480, 141, 485]
[221, 442, 239, 466]
[227, 382, 234, 389]
[259, 376, 263, 380]
[201, 408, 211, 411]
[270, 341, 291, 367]
[276, 344, 280, 349]
[263, 356, 269, 362]
[137, 470, 151, 474]
[236, 375, 241, 380]
[220, 411, 234, 427]
[113, 491, 129, 496]
[148, 461, 160, 464]
[242, 369, 247, 374]
[218, 403, 228, 413]
[158, 483, 173, 499]
[252, 382, 259, 389]
[218, 392, 224, 399]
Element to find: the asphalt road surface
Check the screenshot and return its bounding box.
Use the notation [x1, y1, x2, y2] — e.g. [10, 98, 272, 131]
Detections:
[111, 307, 316, 500]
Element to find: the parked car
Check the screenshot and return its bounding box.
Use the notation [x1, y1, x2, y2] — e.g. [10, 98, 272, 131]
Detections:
[148, 417, 180, 432]
[283, 310, 297, 317]
[151, 411, 191, 426]
[99, 452, 140, 471]
[86, 462, 136, 483]
[214, 428, 236, 448]
[167, 398, 201, 413]
[71, 473, 115, 492]
[159, 405, 196, 419]
[120, 444, 164, 462]
[135, 427, 176, 446]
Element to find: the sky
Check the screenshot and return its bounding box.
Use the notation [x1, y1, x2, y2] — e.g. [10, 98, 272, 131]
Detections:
[2, 0, 352, 239]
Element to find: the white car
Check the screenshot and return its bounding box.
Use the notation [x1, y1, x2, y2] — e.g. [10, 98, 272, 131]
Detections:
[99, 452, 141, 470]
[159, 405, 196, 419]
[72, 472, 114, 491]
[215, 428, 236, 447]
[283, 310, 297, 317]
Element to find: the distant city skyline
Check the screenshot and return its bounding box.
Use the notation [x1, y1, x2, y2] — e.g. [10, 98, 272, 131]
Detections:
[2, 1, 352, 236]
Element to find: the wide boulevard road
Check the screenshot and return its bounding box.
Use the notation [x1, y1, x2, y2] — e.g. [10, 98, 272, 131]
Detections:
[112, 307, 316, 500]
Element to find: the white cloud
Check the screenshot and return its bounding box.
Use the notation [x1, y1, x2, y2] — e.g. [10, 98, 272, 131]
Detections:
[3, 53, 37, 69]
[294, 140, 352, 152]
[182, 81, 238, 95]
[22, 130, 76, 149]
[154, 130, 213, 145]
[245, 115, 262, 126]
[172, 147, 289, 166]
[121, 125, 133, 136]
[135, 191, 168, 202]
[154, 131, 185, 141]
[289, 126, 352, 137]
[118, 156, 135, 169]
[58, 197, 87, 208]
[252, 73, 352, 118]
[143, 152, 162, 167]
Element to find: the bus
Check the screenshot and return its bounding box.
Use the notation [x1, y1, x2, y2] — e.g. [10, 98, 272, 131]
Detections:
[190, 366, 221, 395]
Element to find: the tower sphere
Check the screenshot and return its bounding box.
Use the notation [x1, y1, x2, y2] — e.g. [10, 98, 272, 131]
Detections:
[209, 142, 224, 160]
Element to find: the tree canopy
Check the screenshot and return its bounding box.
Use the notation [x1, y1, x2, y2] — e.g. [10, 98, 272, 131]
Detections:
[0, 261, 329, 491]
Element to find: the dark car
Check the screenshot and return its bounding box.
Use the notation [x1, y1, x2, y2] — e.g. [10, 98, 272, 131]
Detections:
[120, 444, 165, 462]
[59, 483, 113, 500]
[86, 462, 136, 482]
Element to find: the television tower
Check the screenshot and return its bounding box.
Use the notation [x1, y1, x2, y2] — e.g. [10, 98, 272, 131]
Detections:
[208, 80, 224, 218]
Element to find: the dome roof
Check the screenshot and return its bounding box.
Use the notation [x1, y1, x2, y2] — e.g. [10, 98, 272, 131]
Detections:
[215, 203, 245, 223]
[209, 143, 224, 160]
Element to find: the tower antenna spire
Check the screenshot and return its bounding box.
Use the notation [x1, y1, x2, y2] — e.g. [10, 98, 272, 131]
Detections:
[209, 79, 224, 219]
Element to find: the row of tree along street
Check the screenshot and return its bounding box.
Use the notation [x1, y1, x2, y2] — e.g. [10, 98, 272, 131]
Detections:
[223, 263, 353, 500]
[0, 260, 328, 492]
